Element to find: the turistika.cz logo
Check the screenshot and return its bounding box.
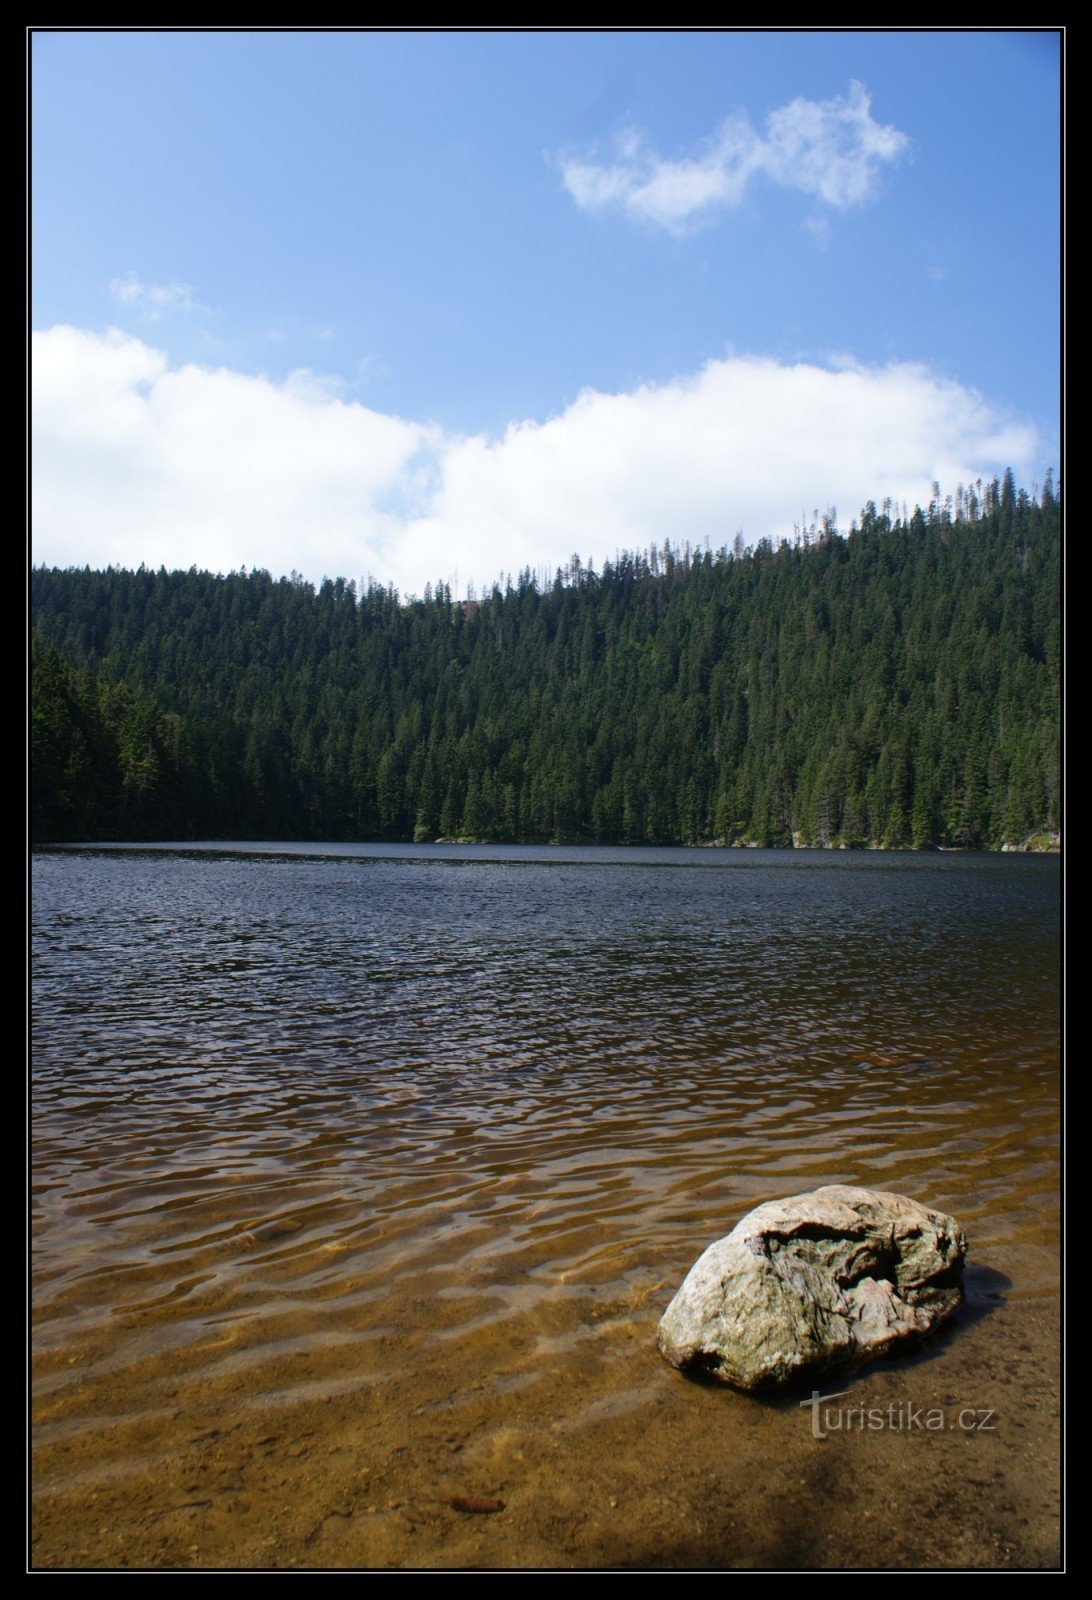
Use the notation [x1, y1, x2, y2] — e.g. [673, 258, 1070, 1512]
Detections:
[800, 1390, 998, 1440]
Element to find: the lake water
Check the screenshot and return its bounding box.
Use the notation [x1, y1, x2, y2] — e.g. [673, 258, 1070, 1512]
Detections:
[31, 844, 1061, 1570]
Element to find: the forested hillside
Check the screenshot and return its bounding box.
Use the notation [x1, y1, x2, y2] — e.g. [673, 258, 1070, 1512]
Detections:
[31, 472, 1060, 849]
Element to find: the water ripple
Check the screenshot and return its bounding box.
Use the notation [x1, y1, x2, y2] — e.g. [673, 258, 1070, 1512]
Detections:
[32, 844, 1059, 1542]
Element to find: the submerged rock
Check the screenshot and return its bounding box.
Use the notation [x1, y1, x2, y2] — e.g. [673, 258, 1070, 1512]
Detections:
[657, 1185, 966, 1392]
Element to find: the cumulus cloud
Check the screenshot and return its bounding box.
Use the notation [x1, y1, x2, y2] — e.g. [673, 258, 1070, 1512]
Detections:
[560, 81, 909, 232]
[32, 326, 1039, 598]
[109, 272, 207, 319]
[32, 326, 439, 585]
[398, 359, 1036, 586]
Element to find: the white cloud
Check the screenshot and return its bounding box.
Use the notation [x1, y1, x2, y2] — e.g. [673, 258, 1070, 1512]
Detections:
[399, 358, 1037, 588]
[109, 272, 207, 320]
[281, 367, 349, 403]
[32, 326, 439, 585]
[32, 326, 1040, 598]
[559, 81, 909, 233]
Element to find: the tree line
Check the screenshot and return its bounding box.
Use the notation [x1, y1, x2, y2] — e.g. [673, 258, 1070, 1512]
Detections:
[31, 471, 1060, 850]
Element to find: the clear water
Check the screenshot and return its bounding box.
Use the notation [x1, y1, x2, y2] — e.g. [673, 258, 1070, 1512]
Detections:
[31, 844, 1061, 1569]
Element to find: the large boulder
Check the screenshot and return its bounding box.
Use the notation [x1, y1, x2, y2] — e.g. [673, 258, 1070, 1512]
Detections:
[657, 1185, 966, 1392]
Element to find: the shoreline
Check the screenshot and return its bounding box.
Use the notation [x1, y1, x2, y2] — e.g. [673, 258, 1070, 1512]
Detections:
[34, 834, 1062, 854]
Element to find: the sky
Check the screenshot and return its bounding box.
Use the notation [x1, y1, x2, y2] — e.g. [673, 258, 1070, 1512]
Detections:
[31, 28, 1062, 598]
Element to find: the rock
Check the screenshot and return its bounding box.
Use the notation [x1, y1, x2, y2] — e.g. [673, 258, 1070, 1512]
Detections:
[657, 1185, 966, 1392]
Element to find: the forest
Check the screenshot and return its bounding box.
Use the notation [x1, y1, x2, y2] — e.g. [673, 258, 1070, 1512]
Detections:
[31, 470, 1060, 851]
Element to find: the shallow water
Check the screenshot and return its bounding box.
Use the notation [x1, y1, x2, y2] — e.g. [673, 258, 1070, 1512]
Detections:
[31, 844, 1061, 1569]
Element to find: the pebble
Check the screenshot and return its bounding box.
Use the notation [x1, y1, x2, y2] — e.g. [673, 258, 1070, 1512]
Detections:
[450, 1496, 505, 1515]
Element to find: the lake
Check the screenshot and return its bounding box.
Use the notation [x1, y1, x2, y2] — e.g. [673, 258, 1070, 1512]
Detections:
[31, 843, 1061, 1569]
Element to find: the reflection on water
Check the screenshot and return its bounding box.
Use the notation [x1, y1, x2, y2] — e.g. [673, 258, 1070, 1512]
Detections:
[31, 845, 1060, 1569]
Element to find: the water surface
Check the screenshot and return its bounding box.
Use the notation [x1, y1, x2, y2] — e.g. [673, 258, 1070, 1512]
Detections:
[32, 845, 1061, 1569]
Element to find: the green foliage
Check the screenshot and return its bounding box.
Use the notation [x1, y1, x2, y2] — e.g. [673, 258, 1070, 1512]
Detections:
[31, 482, 1060, 849]
[31, 638, 207, 840]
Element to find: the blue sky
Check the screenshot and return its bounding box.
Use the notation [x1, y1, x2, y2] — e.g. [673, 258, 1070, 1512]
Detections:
[32, 28, 1061, 596]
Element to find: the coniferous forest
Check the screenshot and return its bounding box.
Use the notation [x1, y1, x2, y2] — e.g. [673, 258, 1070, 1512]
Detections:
[31, 471, 1060, 850]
